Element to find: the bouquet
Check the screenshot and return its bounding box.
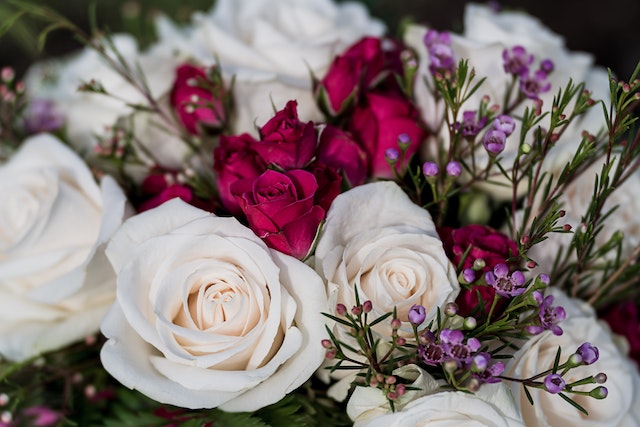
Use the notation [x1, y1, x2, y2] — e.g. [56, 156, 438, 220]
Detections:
[0, 0, 639, 425]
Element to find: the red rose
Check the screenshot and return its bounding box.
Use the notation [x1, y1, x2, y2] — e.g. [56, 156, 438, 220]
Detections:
[307, 162, 342, 212]
[170, 64, 226, 135]
[438, 225, 519, 317]
[318, 37, 385, 114]
[255, 100, 317, 170]
[317, 125, 368, 187]
[349, 92, 425, 178]
[602, 302, 640, 368]
[214, 133, 267, 215]
[231, 169, 325, 259]
[138, 174, 193, 212]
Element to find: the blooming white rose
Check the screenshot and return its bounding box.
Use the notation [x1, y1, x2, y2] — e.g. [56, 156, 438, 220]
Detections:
[505, 289, 640, 426]
[315, 181, 459, 337]
[101, 199, 328, 410]
[354, 382, 525, 427]
[0, 134, 127, 361]
[25, 35, 189, 170]
[153, 0, 385, 135]
[405, 3, 609, 199]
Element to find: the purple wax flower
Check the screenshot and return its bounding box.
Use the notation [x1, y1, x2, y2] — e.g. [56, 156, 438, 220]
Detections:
[428, 43, 456, 74]
[471, 352, 505, 384]
[446, 161, 461, 177]
[423, 161, 439, 177]
[576, 342, 599, 365]
[544, 373, 566, 394]
[462, 268, 476, 284]
[526, 292, 566, 335]
[440, 328, 481, 365]
[482, 129, 507, 154]
[493, 114, 516, 136]
[519, 70, 551, 99]
[397, 133, 411, 147]
[540, 59, 555, 74]
[385, 147, 399, 161]
[408, 304, 427, 325]
[459, 110, 487, 137]
[23, 99, 65, 134]
[502, 46, 534, 76]
[484, 264, 526, 298]
[418, 330, 445, 366]
[423, 30, 451, 48]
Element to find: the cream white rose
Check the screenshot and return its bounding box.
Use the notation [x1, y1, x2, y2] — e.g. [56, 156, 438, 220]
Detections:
[153, 0, 385, 135]
[354, 382, 525, 427]
[405, 4, 609, 199]
[25, 35, 189, 170]
[101, 198, 328, 411]
[504, 289, 640, 426]
[315, 181, 459, 338]
[0, 134, 127, 361]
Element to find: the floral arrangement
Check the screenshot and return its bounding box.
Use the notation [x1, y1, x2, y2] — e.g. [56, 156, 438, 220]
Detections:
[0, 0, 639, 426]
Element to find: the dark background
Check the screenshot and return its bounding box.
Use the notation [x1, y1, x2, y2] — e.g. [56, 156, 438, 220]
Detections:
[1, 0, 638, 80]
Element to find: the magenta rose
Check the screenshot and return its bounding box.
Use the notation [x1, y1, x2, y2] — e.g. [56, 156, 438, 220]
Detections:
[307, 162, 342, 212]
[231, 169, 325, 259]
[317, 125, 368, 186]
[255, 100, 317, 170]
[214, 133, 267, 215]
[138, 174, 193, 212]
[438, 225, 519, 317]
[349, 92, 425, 178]
[318, 37, 385, 114]
[602, 302, 640, 368]
[170, 64, 226, 135]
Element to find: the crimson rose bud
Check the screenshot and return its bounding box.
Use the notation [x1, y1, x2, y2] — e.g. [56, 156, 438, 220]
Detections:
[317, 125, 368, 186]
[256, 100, 317, 170]
[171, 64, 226, 135]
[231, 169, 325, 259]
[214, 133, 266, 215]
[349, 92, 425, 178]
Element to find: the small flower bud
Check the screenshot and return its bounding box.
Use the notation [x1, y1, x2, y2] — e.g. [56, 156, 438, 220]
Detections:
[520, 235, 531, 245]
[563, 224, 572, 232]
[538, 274, 550, 285]
[473, 258, 486, 270]
[408, 304, 427, 325]
[335, 303, 347, 315]
[387, 391, 398, 401]
[84, 385, 97, 399]
[390, 318, 402, 329]
[462, 268, 476, 284]
[0, 394, 8, 406]
[325, 350, 336, 359]
[520, 143, 532, 154]
[1, 411, 12, 424]
[385, 148, 399, 163]
[397, 133, 411, 150]
[362, 300, 373, 313]
[589, 386, 608, 399]
[567, 353, 583, 367]
[321, 339, 332, 349]
[443, 359, 458, 373]
[444, 302, 458, 317]
[544, 373, 565, 394]
[467, 377, 481, 392]
[369, 377, 379, 387]
[385, 375, 397, 385]
[576, 342, 599, 365]
[396, 384, 406, 396]
[463, 316, 477, 330]
[527, 260, 537, 269]
[446, 161, 461, 177]
[395, 337, 406, 346]
[594, 373, 607, 384]
[423, 161, 439, 177]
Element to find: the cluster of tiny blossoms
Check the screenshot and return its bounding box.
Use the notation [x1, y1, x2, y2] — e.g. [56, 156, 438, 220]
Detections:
[323, 268, 609, 411]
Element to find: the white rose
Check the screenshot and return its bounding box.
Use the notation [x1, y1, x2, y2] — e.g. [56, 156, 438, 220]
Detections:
[315, 181, 459, 338]
[354, 382, 525, 427]
[504, 289, 640, 426]
[0, 134, 127, 361]
[153, 0, 385, 135]
[522, 163, 640, 276]
[405, 4, 609, 199]
[25, 35, 189, 170]
[101, 198, 328, 411]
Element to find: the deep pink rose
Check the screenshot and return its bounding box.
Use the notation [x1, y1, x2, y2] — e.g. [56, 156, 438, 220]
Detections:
[349, 92, 425, 178]
[138, 174, 193, 212]
[231, 169, 325, 259]
[214, 133, 267, 215]
[318, 37, 385, 114]
[317, 125, 368, 186]
[438, 225, 518, 317]
[255, 100, 317, 170]
[602, 302, 640, 368]
[171, 64, 226, 135]
[307, 162, 342, 212]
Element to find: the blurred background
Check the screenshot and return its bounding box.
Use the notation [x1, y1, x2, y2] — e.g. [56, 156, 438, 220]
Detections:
[1, 0, 638, 80]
